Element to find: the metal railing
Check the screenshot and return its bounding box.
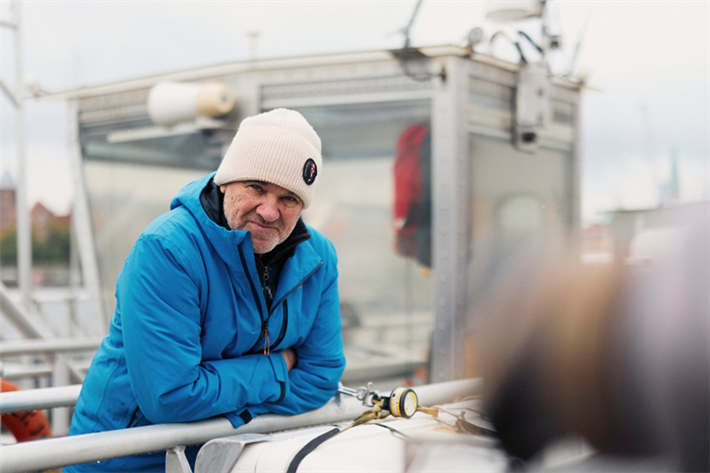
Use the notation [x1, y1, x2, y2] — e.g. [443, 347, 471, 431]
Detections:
[0, 335, 102, 436]
[0, 384, 82, 414]
[0, 378, 480, 473]
[1, 281, 102, 391]
[0, 337, 103, 356]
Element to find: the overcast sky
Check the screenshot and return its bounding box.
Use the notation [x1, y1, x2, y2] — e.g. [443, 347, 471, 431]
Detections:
[1, 0, 708, 224]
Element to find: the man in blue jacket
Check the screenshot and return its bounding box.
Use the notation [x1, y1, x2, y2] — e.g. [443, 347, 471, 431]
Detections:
[67, 109, 346, 472]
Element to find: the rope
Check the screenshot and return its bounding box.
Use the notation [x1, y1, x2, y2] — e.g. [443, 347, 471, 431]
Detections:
[286, 394, 494, 472]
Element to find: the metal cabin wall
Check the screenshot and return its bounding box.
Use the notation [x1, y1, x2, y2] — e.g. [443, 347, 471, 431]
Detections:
[465, 61, 580, 252]
[429, 57, 581, 382]
[462, 59, 581, 382]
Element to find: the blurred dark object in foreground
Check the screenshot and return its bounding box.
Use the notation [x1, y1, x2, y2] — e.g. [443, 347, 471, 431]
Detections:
[473, 203, 709, 471]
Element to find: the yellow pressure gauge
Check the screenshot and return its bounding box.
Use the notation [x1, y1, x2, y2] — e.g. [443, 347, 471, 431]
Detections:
[389, 387, 419, 419]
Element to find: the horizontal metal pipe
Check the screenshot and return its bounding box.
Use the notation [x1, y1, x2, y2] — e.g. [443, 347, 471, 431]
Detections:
[0, 337, 103, 356]
[341, 360, 427, 383]
[0, 384, 83, 414]
[1, 364, 54, 380]
[0, 378, 479, 473]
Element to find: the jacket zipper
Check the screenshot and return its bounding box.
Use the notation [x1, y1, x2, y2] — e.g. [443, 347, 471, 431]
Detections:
[243, 256, 324, 355]
[267, 261, 323, 352]
[239, 247, 267, 355]
[270, 300, 288, 350]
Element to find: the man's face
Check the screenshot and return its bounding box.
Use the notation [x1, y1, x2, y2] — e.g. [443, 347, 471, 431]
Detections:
[220, 180, 304, 254]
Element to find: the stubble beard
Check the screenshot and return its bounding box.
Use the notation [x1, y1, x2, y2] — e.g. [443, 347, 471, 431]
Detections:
[226, 211, 284, 254]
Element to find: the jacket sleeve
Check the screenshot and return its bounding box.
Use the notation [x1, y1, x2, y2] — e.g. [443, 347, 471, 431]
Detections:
[258, 240, 346, 416]
[121, 233, 286, 424]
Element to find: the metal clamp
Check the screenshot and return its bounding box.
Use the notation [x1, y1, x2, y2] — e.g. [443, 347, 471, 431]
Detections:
[337, 382, 378, 407]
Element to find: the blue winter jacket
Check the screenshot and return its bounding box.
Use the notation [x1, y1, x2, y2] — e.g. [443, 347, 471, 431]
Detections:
[67, 173, 346, 472]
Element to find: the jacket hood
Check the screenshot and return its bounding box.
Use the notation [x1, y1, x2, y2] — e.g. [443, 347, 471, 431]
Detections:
[169, 172, 253, 265]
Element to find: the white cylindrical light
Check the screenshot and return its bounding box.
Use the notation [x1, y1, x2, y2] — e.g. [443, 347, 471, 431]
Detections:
[147, 81, 234, 127]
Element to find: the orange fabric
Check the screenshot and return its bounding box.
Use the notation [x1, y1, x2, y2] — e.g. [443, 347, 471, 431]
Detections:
[1, 378, 53, 442]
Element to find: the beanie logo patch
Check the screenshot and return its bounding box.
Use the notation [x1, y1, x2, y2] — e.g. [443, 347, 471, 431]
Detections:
[303, 159, 317, 185]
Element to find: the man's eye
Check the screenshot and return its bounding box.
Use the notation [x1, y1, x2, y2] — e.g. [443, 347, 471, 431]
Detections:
[282, 196, 300, 206]
[249, 184, 263, 192]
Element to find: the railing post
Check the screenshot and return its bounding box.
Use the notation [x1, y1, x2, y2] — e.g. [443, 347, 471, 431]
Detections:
[52, 349, 71, 433]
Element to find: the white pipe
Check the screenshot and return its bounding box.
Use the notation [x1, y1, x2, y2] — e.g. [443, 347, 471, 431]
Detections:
[1, 364, 54, 380]
[67, 100, 107, 330]
[52, 353, 71, 435]
[12, 0, 33, 312]
[0, 337, 103, 356]
[0, 384, 82, 414]
[0, 379, 480, 473]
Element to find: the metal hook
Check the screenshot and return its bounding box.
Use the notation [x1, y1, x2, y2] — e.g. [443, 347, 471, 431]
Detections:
[337, 382, 378, 407]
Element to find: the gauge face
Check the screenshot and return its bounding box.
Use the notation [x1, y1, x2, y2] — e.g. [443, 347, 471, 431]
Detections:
[401, 391, 418, 418]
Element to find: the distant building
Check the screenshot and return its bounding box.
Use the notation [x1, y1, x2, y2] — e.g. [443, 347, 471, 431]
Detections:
[1, 199, 72, 286]
[0, 172, 17, 233]
[31, 202, 65, 242]
[0, 174, 71, 240]
[609, 202, 708, 264]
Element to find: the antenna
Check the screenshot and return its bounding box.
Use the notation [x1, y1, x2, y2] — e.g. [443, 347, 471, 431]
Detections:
[398, 0, 443, 82]
[564, 11, 591, 79]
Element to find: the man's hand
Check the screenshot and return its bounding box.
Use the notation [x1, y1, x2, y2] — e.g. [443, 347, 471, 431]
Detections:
[280, 348, 297, 371]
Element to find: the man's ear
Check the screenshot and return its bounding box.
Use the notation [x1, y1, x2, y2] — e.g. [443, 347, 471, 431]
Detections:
[219, 184, 227, 194]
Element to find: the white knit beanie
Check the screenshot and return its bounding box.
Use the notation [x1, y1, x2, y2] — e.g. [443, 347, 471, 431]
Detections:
[214, 108, 321, 208]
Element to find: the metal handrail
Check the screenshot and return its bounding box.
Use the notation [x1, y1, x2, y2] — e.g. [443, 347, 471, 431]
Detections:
[1, 364, 54, 380]
[0, 378, 480, 473]
[0, 384, 82, 414]
[0, 337, 103, 356]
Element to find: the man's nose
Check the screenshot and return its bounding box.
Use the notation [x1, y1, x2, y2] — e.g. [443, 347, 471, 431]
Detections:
[256, 196, 280, 222]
